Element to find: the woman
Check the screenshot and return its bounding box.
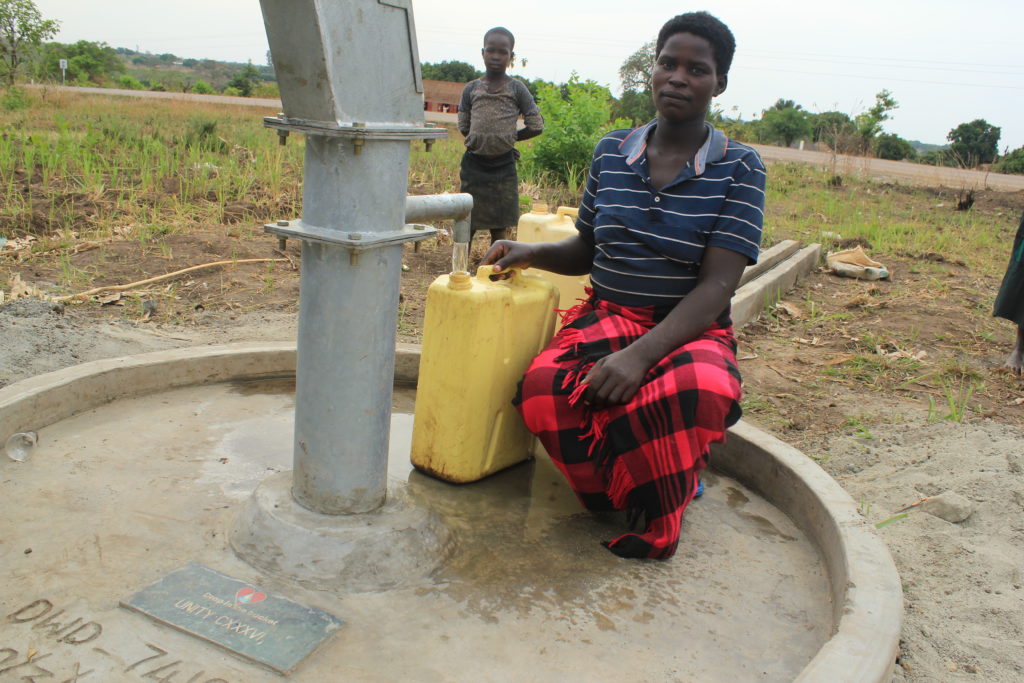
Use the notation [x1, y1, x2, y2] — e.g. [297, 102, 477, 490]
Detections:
[482, 11, 765, 559]
[994, 212, 1024, 375]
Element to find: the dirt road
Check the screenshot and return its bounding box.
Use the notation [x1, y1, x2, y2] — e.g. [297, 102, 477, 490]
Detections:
[751, 143, 1024, 192]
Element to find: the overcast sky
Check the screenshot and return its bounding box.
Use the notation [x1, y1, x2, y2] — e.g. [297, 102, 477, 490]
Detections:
[34, 0, 1024, 150]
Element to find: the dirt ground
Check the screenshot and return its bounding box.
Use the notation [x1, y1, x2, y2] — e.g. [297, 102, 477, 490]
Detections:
[2, 191, 1023, 681]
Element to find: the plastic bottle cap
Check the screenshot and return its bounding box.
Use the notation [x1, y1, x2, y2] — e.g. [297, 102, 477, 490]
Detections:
[531, 202, 549, 214]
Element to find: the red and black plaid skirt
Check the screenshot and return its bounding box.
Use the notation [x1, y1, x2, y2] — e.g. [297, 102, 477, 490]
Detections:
[515, 297, 743, 559]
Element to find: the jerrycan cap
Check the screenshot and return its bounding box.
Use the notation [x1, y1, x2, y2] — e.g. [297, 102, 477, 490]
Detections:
[531, 202, 549, 214]
[447, 271, 472, 290]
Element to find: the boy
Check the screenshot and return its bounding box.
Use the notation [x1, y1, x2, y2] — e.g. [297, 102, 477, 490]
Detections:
[457, 27, 544, 249]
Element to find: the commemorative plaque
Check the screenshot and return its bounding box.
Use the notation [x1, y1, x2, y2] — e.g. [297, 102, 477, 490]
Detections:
[122, 563, 342, 674]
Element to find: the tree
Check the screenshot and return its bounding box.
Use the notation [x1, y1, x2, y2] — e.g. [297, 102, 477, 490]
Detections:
[611, 89, 654, 126]
[0, 0, 59, 86]
[614, 39, 656, 125]
[619, 39, 656, 93]
[854, 89, 898, 150]
[35, 40, 123, 83]
[947, 119, 1001, 167]
[225, 60, 260, 97]
[421, 60, 478, 82]
[759, 105, 811, 147]
[872, 133, 916, 161]
[770, 98, 801, 111]
[812, 110, 858, 151]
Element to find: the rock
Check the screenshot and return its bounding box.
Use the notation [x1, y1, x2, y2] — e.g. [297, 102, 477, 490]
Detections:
[923, 492, 974, 523]
[1008, 452, 1023, 474]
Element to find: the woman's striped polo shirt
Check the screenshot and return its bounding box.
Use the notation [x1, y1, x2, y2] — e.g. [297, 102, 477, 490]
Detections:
[575, 120, 766, 310]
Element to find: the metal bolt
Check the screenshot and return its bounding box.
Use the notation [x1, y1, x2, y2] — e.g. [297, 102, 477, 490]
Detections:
[413, 224, 425, 230]
[277, 220, 289, 227]
[277, 237, 287, 251]
[350, 251, 359, 266]
[278, 129, 289, 146]
[352, 122, 365, 156]
[424, 139, 434, 152]
[348, 233, 362, 240]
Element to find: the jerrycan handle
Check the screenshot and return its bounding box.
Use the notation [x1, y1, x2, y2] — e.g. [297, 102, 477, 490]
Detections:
[474, 265, 520, 282]
[555, 206, 579, 220]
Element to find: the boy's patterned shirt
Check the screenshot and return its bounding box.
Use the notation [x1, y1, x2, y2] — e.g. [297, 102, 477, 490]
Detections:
[458, 78, 543, 157]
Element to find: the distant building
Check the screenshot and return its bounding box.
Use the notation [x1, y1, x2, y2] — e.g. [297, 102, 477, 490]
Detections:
[423, 79, 465, 114]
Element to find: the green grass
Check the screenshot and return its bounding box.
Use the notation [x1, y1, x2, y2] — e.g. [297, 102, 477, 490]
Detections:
[3, 92, 1014, 282]
[764, 163, 1012, 277]
[0, 91, 303, 245]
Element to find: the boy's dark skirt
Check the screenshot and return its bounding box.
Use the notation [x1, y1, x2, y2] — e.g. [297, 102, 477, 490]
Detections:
[460, 150, 520, 233]
[994, 213, 1024, 327]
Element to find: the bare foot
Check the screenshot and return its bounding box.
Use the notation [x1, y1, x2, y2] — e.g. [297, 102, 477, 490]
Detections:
[1004, 348, 1023, 376]
[1002, 326, 1024, 376]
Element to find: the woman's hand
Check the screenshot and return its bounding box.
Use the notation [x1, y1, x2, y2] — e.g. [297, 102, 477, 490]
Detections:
[481, 240, 536, 279]
[581, 346, 652, 408]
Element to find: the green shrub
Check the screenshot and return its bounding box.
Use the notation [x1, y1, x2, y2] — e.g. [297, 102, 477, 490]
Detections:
[182, 118, 226, 152]
[222, 86, 242, 97]
[873, 133, 916, 161]
[116, 75, 144, 90]
[522, 73, 630, 185]
[192, 80, 214, 95]
[994, 147, 1024, 175]
[252, 82, 280, 98]
[1, 87, 28, 111]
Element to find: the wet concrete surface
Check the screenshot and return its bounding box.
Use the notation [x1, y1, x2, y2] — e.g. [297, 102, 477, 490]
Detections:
[1, 379, 831, 681]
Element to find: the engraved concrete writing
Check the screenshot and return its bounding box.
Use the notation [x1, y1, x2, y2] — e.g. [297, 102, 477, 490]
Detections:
[125, 643, 228, 683]
[6, 599, 102, 645]
[0, 644, 85, 680]
[3, 598, 232, 682]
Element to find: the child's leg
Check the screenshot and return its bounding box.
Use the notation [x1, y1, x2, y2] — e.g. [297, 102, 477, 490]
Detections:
[488, 228, 507, 245]
[1005, 324, 1024, 375]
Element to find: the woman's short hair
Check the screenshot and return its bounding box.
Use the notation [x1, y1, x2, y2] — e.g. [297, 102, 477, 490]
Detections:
[656, 12, 735, 76]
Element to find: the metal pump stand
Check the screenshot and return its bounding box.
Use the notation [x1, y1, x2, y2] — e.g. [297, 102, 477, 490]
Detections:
[231, 0, 469, 589]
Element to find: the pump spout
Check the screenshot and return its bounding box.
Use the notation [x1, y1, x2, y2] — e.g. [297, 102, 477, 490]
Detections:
[403, 193, 473, 276]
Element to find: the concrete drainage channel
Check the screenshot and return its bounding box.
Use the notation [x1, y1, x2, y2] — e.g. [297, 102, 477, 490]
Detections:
[0, 245, 901, 682]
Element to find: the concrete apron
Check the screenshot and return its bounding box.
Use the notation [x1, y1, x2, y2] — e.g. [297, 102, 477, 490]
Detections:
[0, 342, 900, 683]
[0, 242, 900, 682]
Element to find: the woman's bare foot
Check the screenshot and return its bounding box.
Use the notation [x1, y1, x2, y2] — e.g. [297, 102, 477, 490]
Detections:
[1002, 326, 1024, 376]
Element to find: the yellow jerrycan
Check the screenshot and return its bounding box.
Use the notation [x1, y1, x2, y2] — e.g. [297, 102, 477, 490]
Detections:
[516, 203, 591, 311]
[411, 266, 558, 483]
